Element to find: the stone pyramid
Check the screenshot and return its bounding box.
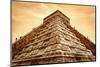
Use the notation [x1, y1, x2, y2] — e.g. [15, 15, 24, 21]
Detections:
[12, 10, 96, 66]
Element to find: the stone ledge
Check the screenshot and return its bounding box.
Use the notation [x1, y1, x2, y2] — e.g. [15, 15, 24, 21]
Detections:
[12, 55, 95, 66]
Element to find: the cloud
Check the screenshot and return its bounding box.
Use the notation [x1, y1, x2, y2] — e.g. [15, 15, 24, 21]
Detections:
[12, 1, 95, 43]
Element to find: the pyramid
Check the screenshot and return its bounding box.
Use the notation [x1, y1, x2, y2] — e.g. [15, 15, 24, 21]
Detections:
[12, 10, 96, 66]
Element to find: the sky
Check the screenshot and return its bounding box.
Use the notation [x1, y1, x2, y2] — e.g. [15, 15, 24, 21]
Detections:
[12, 1, 96, 43]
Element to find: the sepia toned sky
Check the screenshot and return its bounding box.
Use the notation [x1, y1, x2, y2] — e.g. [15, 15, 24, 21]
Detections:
[12, 1, 96, 43]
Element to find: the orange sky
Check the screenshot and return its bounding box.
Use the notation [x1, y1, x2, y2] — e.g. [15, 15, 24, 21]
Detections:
[12, 1, 96, 43]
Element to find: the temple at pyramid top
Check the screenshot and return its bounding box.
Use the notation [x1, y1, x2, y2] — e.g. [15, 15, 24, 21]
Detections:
[43, 10, 70, 24]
